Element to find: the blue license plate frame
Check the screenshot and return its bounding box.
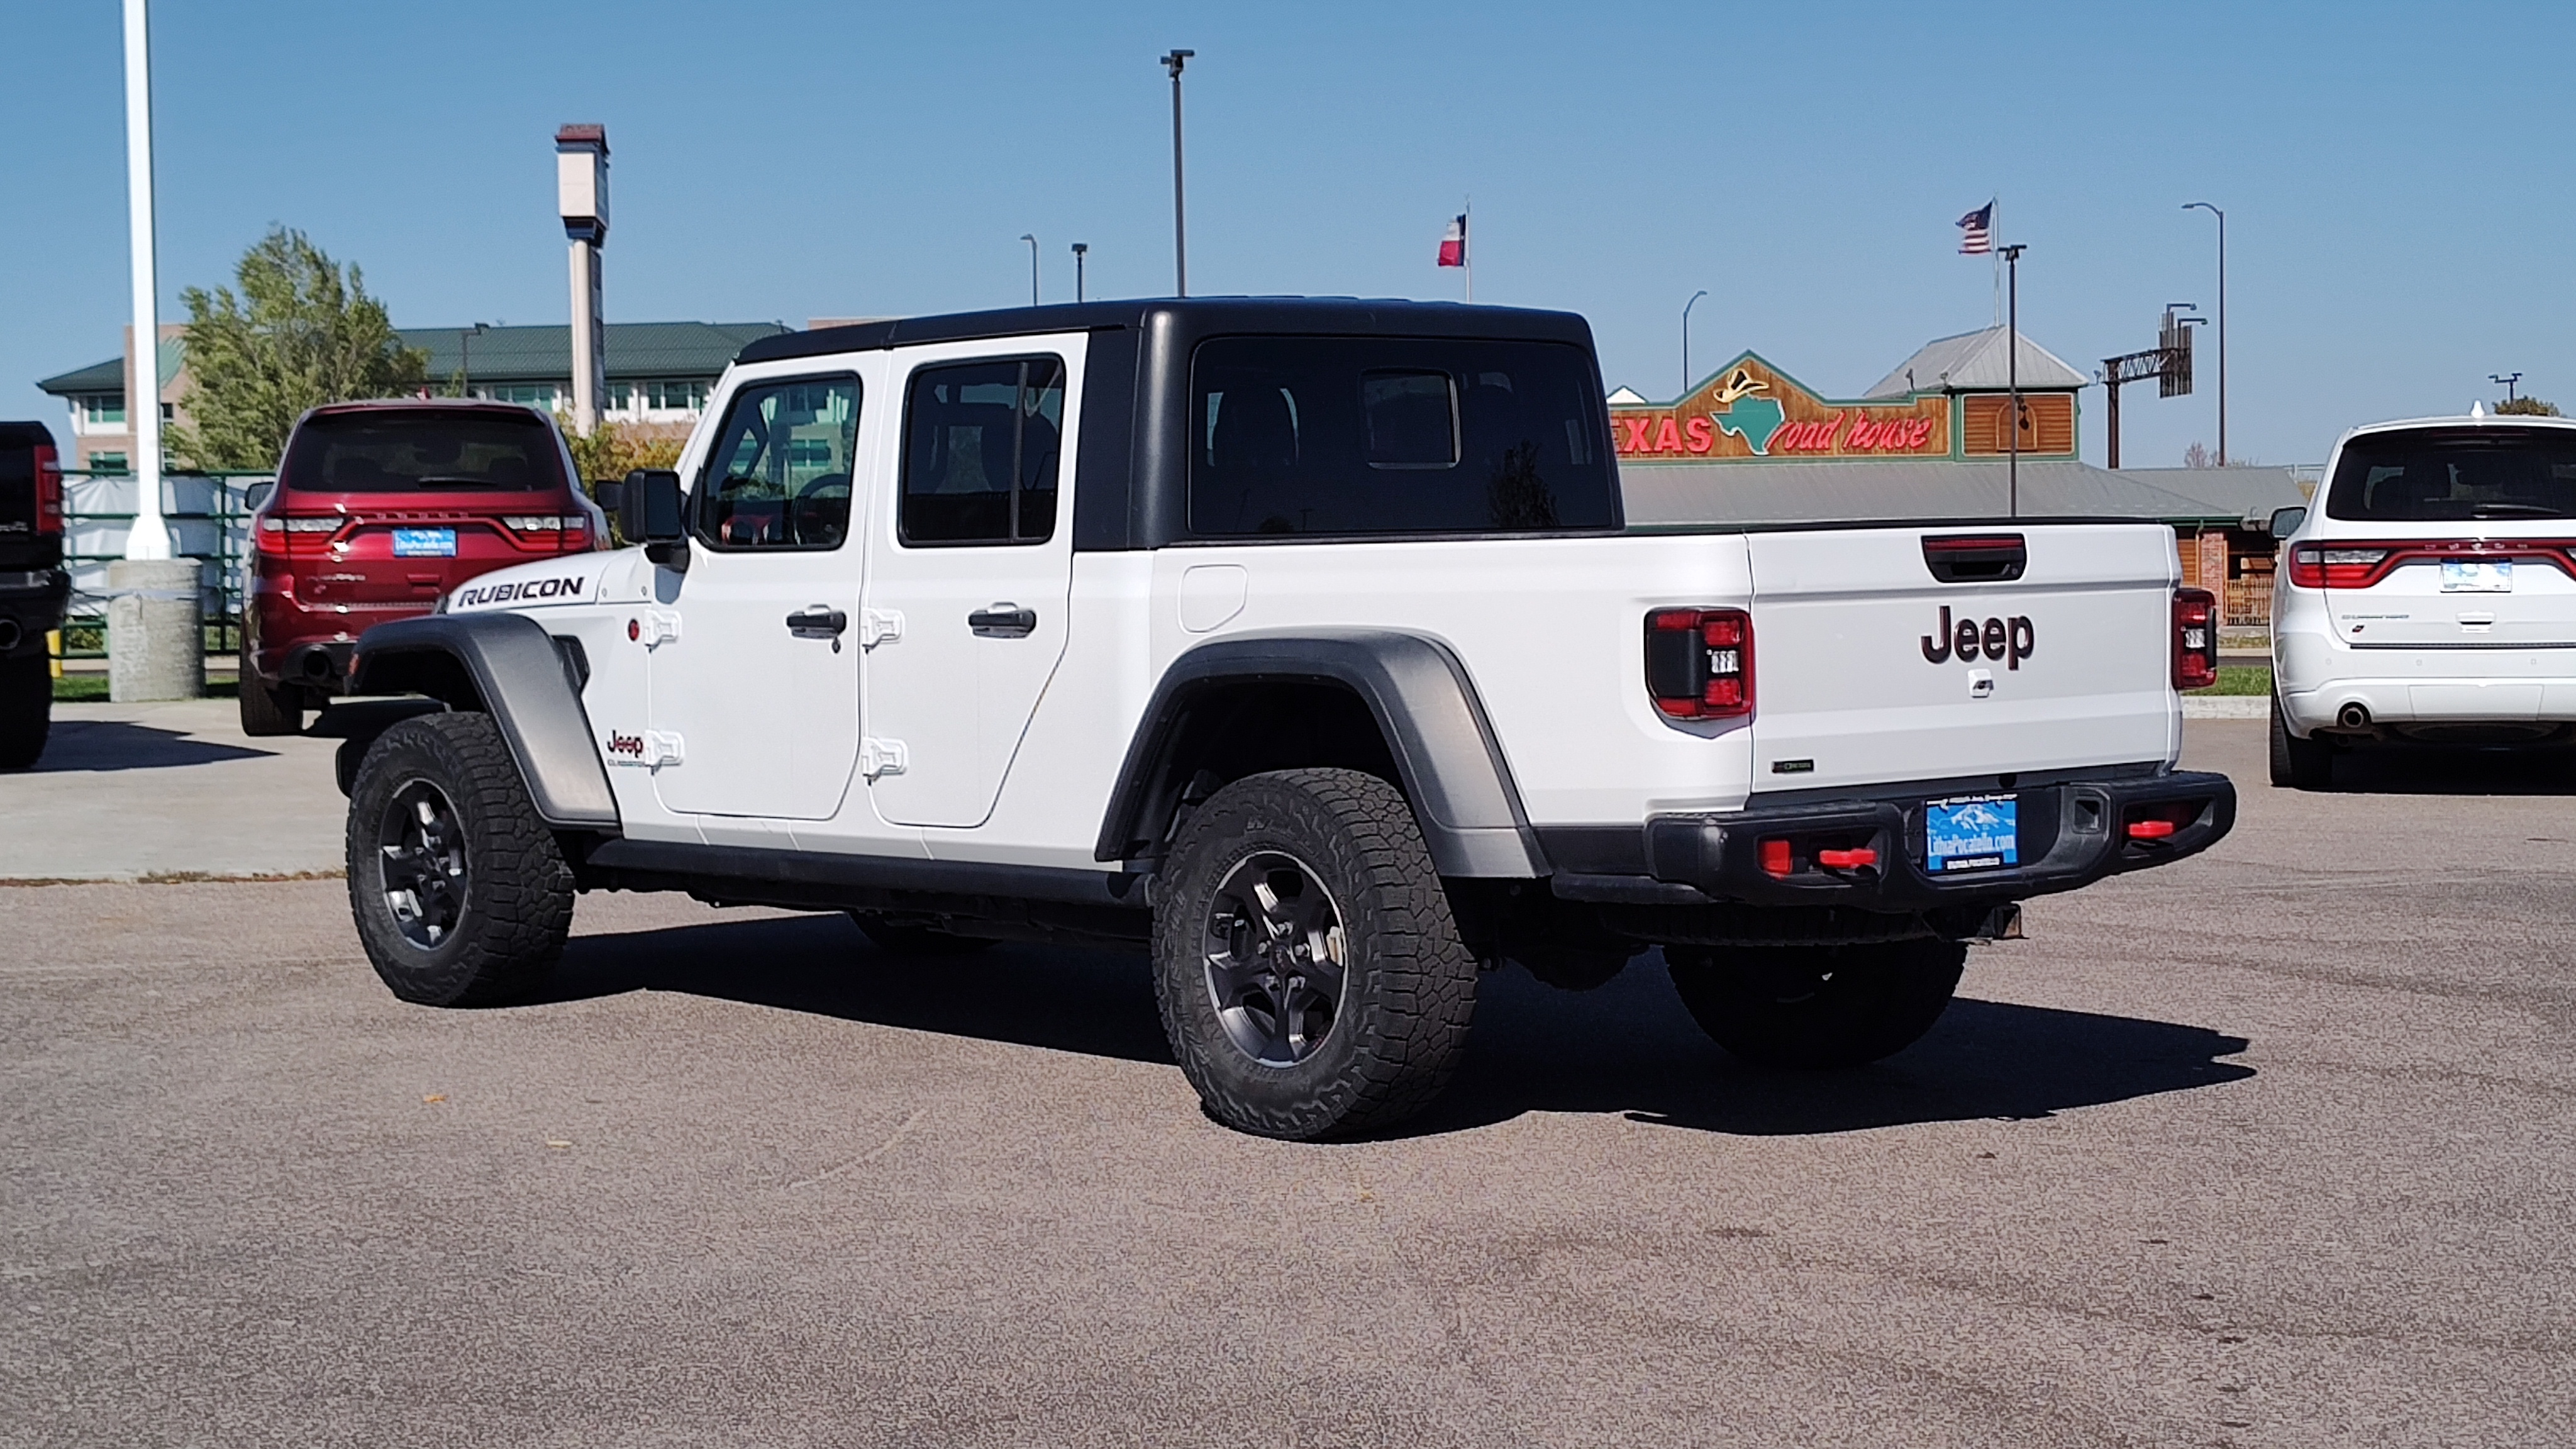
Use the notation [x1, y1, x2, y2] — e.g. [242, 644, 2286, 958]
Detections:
[392, 528, 457, 558]
[1926, 793, 2018, 874]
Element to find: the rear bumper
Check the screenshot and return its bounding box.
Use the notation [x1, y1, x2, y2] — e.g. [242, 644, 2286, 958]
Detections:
[2275, 615, 2576, 735]
[0, 569, 70, 658]
[1548, 768, 2235, 912]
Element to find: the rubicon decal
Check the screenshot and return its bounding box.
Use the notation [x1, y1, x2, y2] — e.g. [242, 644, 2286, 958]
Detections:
[1921, 606, 2035, 669]
[455, 575, 587, 608]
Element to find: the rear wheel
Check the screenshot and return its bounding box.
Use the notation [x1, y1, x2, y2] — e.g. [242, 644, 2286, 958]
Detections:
[2270, 696, 2334, 790]
[238, 649, 305, 738]
[1665, 938, 1965, 1069]
[347, 712, 573, 1006]
[1152, 769, 1479, 1140]
[0, 653, 51, 770]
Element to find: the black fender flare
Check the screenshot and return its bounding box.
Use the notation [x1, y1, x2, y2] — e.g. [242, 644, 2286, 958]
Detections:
[347, 613, 619, 830]
[1094, 629, 1546, 878]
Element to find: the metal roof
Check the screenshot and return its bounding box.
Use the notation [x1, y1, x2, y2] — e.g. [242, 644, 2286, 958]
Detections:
[2111, 465, 2312, 522]
[1620, 457, 2250, 528]
[1863, 326, 2089, 397]
[36, 320, 788, 397]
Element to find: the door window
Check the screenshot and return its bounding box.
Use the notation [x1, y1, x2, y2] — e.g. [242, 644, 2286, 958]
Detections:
[900, 357, 1065, 545]
[696, 376, 862, 550]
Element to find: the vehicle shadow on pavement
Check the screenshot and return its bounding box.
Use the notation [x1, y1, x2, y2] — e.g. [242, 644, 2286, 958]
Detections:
[24, 720, 277, 773]
[546, 913, 1177, 1064]
[547, 913, 2254, 1139]
[1412, 964, 2257, 1139]
[2318, 745, 2576, 796]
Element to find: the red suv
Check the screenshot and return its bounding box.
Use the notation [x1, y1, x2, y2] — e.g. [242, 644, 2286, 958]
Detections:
[242, 400, 603, 735]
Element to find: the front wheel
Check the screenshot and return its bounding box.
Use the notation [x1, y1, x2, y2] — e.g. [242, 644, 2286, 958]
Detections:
[1666, 937, 1966, 1069]
[346, 712, 573, 1006]
[2269, 696, 2334, 789]
[1152, 769, 1479, 1140]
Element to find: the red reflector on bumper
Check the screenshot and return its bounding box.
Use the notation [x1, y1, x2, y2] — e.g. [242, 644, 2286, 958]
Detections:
[1760, 838, 1792, 877]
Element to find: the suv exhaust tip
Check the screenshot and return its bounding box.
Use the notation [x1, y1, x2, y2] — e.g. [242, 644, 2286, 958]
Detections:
[0, 619, 21, 652]
[2338, 702, 2372, 730]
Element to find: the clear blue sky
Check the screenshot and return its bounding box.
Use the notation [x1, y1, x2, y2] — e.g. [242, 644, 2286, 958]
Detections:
[4, 1, 2567, 469]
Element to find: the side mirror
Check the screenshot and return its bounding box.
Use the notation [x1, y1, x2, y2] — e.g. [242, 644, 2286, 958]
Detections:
[2268, 506, 2307, 539]
[621, 469, 689, 569]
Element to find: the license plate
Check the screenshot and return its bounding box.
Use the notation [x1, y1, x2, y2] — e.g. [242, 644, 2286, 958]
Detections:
[392, 528, 456, 558]
[2441, 560, 2511, 592]
[1926, 793, 2018, 873]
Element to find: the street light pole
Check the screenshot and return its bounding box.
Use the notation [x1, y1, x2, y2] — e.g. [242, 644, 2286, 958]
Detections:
[2184, 201, 2226, 465]
[2492, 372, 2523, 404]
[2001, 243, 2026, 518]
[1020, 233, 1039, 306]
[1072, 242, 1089, 303]
[120, 0, 168, 562]
[1681, 289, 1708, 397]
[1162, 49, 1193, 297]
[459, 321, 487, 398]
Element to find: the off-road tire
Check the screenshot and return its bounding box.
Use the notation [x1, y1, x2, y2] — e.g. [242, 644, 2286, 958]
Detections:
[0, 654, 51, 770]
[238, 651, 304, 738]
[347, 712, 573, 1006]
[850, 913, 999, 957]
[1666, 937, 1966, 1069]
[2269, 696, 2334, 790]
[1152, 768, 1479, 1140]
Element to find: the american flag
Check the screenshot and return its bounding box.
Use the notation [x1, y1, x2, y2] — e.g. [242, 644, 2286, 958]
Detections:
[1957, 201, 1994, 255]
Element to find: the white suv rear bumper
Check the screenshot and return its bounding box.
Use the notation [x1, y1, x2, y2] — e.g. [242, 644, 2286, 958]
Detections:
[2276, 618, 2576, 734]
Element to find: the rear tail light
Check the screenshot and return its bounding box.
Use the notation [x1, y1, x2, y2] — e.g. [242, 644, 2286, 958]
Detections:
[2286, 545, 2390, 588]
[33, 444, 62, 535]
[1645, 607, 1754, 720]
[257, 514, 344, 555]
[260, 515, 340, 533]
[502, 514, 592, 551]
[2173, 587, 2218, 691]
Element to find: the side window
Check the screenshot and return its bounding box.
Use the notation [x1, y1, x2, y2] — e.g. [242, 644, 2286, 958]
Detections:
[1189, 338, 1613, 538]
[696, 375, 861, 550]
[901, 355, 1065, 545]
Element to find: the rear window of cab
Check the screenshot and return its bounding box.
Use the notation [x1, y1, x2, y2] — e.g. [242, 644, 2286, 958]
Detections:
[282, 411, 565, 494]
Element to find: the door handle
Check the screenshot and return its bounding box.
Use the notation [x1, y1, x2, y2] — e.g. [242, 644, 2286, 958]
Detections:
[968, 602, 1038, 638]
[785, 606, 848, 638]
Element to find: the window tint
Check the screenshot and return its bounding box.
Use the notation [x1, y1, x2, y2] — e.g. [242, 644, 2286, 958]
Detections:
[1189, 338, 1613, 536]
[901, 356, 1065, 545]
[696, 377, 861, 549]
[2326, 428, 2576, 521]
[281, 410, 565, 494]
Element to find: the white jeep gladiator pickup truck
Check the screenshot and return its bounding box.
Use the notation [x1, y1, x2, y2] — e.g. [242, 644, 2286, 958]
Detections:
[334, 298, 2235, 1139]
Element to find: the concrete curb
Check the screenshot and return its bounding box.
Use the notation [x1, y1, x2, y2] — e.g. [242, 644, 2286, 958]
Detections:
[2183, 696, 2270, 719]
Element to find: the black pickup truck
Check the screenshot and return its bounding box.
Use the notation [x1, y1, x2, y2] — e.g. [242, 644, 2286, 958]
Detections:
[0, 421, 69, 767]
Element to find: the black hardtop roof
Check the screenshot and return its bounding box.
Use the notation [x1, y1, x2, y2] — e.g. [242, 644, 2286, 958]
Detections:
[0, 421, 60, 450]
[735, 297, 1596, 367]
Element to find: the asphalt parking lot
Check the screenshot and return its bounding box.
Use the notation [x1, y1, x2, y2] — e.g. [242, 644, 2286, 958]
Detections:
[4, 719, 2572, 1446]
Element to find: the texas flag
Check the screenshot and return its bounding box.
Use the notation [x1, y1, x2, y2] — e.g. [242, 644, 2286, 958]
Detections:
[1437, 213, 1467, 268]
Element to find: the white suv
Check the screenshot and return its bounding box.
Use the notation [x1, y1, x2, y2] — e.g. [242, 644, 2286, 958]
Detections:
[2272, 411, 2576, 787]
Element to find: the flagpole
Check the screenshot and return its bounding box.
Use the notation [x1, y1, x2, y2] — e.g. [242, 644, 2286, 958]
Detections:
[1463, 199, 1472, 303]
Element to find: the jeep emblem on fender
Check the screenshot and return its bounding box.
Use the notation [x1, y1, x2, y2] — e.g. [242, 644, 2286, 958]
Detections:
[1921, 606, 2035, 670]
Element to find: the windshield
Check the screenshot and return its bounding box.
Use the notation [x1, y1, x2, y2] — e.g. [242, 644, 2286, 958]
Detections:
[2325, 428, 2576, 521]
[282, 411, 562, 494]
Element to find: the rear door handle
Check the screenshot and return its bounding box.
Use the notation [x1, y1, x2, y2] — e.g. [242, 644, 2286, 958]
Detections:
[785, 606, 848, 638]
[968, 602, 1038, 638]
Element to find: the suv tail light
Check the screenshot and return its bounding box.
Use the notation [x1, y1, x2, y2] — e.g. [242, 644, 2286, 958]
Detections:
[1646, 608, 1754, 720]
[502, 513, 593, 552]
[257, 513, 346, 555]
[33, 443, 62, 535]
[2286, 545, 2390, 588]
[2173, 587, 2218, 691]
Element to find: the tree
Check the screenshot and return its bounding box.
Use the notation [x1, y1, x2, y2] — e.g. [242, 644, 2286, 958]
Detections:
[564, 421, 684, 489]
[165, 228, 426, 470]
[2184, 441, 2213, 469]
[2497, 396, 2561, 416]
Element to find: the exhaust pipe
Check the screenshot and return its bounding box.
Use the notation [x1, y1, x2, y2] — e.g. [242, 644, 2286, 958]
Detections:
[2338, 702, 2372, 730]
[299, 650, 335, 682]
[0, 619, 20, 652]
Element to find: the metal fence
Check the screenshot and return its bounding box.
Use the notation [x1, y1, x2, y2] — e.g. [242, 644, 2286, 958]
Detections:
[58, 469, 271, 659]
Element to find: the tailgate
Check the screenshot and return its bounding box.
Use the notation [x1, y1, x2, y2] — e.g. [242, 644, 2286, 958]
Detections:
[1745, 525, 2177, 791]
[2324, 550, 2576, 648]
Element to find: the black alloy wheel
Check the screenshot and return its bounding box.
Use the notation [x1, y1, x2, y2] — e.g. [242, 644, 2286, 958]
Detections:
[378, 779, 469, 949]
[1202, 850, 1349, 1067]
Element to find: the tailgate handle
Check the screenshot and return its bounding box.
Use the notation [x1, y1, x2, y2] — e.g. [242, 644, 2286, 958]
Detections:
[1923, 533, 2027, 583]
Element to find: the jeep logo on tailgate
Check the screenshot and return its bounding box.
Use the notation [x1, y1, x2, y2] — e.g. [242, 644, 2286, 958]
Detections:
[1921, 606, 2034, 669]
